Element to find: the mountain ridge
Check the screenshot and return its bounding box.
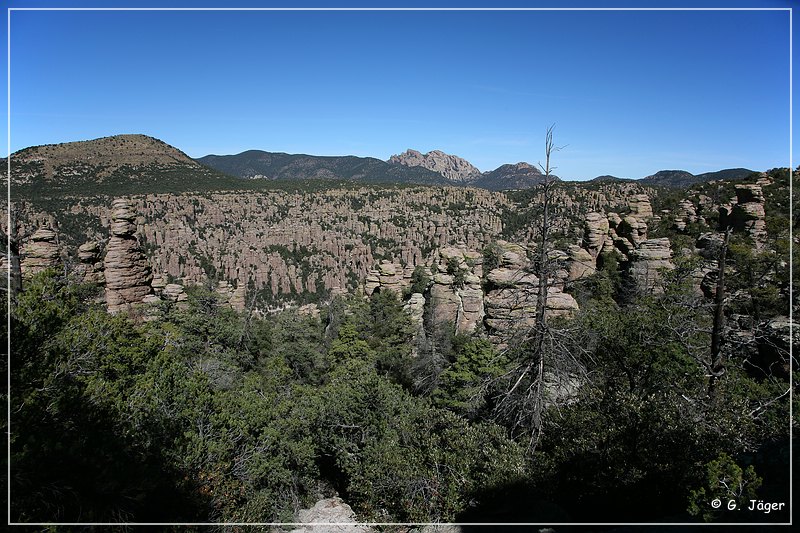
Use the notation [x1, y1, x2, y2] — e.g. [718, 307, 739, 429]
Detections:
[5, 134, 242, 197]
[196, 149, 451, 187]
[6, 134, 759, 195]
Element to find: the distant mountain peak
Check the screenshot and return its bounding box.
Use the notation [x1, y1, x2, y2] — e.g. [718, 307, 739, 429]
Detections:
[473, 161, 551, 191]
[8, 134, 234, 195]
[388, 148, 482, 183]
[640, 168, 754, 188]
[590, 175, 632, 183]
[492, 161, 541, 173]
[9, 134, 199, 183]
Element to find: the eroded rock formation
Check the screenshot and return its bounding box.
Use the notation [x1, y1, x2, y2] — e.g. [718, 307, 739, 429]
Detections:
[628, 193, 653, 219]
[289, 497, 372, 533]
[567, 245, 596, 282]
[673, 199, 698, 232]
[578, 210, 676, 293]
[730, 184, 766, 246]
[216, 280, 247, 312]
[104, 199, 153, 313]
[20, 226, 60, 277]
[483, 241, 578, 345]
[583, 211, 610, 258]
[628, 238, 675, 292]
[76, 241, 104, 284]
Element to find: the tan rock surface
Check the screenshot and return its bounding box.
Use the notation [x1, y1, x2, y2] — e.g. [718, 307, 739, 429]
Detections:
[583, 211, 609, 258]
[567, 245, 596, 282]
[76, 241, 104, 284]
[629, 238, 675, 292]
[290, 497, 373, 533]
[628, 193, 653, 218]
[731, 184, 766, 245]
[21, 226, 60, 277]
[104, 199, 153, 313]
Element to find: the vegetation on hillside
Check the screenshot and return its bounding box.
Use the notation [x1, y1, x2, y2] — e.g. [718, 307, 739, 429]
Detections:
[8, 257, 791, 524]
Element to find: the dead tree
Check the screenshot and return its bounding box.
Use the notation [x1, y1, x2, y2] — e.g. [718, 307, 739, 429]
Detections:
[708, 226, 731, 396]
[495, 125, 580, 450]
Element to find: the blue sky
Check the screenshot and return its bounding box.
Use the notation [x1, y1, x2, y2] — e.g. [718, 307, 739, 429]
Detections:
[1, 1, 795, 180]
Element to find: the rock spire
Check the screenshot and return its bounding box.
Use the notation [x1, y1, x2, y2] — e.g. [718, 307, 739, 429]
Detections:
[103, 199, 153, 313]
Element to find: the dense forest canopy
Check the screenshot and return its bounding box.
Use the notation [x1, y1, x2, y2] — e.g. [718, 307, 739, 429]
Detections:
[6, 239, 792, 525]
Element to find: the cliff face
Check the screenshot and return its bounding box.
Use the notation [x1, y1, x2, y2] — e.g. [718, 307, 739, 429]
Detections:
[389, 149, 482, 183]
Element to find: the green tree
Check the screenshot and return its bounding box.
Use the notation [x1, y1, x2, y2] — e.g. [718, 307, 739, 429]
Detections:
[533, 280, 788, 521]
[433, 339, 506, 419]
[408, 265, 431, 295]
[11, 271, 204, 522]
[688, 453, 762, 522]
[301, 357, 526, 522]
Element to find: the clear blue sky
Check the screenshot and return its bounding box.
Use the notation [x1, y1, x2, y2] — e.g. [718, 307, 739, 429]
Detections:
[1, 1, 794, 180]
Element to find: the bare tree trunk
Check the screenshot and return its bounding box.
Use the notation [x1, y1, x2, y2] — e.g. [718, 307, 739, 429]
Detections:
[534, 130, 554, 343]
[529, 125, 557, 446]
[495, 125, 562, 450]
[708, 227, 731, 396]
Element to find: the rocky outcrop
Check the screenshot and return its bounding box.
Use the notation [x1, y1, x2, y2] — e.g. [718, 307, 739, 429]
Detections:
[730, 184, 766, 246]
[389, 149, 481, 183]
[566, 245, 595, 282]
[404, 292, 426, 328]
[433, 247, 486, 334]
[580, 210, 676, 293]
[364, 260, 409, 296]
[76, 241, 104, 284]
[104, 199, 153, 313]
[162, 283, 188, 303]
[21, 226, 60, 277]
[693, 232, 725, 298]
[673, 199, 698, 232]
[628, 193, 653, 219]
[628, 238, 675, 292]
[403, 291, 427, 357]
[364, 241, 580, 344]
[615, 215, 648, 251]
[25, 180, 653, 306]
[289, 497, 372, 533]
[216, 280, 246, 311]
[695, 232, 725, 261]
[430, 273, 464, 331]
[483, 242, 578, 345]
[151, 272, 167, 295]
[583, 212, 610, 258]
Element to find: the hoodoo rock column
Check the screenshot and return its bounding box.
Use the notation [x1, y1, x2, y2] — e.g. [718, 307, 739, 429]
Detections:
[104, 199, 153, 314]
